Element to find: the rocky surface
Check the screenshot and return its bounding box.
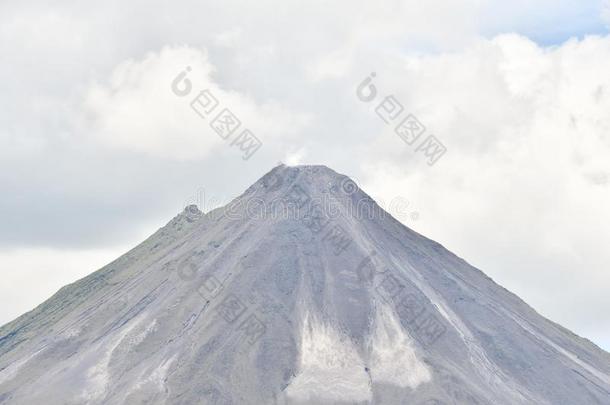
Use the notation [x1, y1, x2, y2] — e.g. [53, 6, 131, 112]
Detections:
[0, 164, 609, 404]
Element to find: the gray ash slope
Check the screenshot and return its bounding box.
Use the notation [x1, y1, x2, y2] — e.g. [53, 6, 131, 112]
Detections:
[1, 164, 609, 405]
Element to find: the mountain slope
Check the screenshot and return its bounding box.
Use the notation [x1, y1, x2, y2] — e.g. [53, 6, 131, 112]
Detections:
[0, 164, 609, 404]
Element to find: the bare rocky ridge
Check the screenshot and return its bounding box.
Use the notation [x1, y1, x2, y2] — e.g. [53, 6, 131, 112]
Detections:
[0, 164, 609, 404]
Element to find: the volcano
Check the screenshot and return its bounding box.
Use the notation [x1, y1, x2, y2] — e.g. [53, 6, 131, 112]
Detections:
[0, 164, 609, 404]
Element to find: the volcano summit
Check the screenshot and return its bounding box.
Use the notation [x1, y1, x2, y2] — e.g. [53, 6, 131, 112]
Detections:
[0, 165, 609, 404]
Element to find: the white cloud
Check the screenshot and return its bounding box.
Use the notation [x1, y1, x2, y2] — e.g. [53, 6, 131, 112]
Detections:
[361, 34, 610, 347]
[1, 0, 609, 351]
[284, 148, 308, 166]
[83, 46, 311, 160]
[213, 27, 243, 48]
[603, 0, 610, 27]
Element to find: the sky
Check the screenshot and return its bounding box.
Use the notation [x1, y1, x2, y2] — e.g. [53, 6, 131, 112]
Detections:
[1, 0, 610, 351]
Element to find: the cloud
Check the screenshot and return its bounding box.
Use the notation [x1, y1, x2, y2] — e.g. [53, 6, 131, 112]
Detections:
[359, 33, 610, 347]
[83, 46, 310, 160]
[0, 0, 609, 350]
[284, 148, 308, 166]
[603, 0, 610, 28]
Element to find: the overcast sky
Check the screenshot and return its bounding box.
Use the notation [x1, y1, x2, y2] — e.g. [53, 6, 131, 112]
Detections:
[1, 0, 609, 351]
